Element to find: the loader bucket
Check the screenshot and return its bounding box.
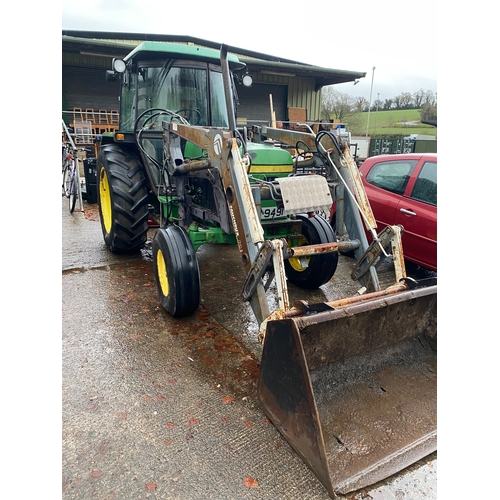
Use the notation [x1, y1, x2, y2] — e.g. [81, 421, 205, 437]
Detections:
[258, 285, 437, 498]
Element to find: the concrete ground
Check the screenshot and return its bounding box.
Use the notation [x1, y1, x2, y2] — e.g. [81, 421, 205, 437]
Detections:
[61, 195, 437, 500]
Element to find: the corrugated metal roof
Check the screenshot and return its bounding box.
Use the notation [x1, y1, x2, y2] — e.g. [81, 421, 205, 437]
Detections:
[62, 31, 366, 90]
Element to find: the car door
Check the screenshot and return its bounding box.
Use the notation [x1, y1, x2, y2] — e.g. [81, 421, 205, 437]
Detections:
[362, 157, 419, 230]
[393, 158, 437, 270]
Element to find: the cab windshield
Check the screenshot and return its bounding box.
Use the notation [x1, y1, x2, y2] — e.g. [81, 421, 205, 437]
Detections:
[119, 61, 230, 132]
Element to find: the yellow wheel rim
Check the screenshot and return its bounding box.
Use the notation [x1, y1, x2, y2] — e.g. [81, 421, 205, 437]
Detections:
[99, 167, 112, 234]
[156, 249, 169, 296]
[288, 234, 309, 272]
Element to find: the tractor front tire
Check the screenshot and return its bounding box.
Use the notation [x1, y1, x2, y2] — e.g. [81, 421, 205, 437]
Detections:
[285, 214, 339, 289]
[153, 226, 201, 317]
[97, 144, 149, 253]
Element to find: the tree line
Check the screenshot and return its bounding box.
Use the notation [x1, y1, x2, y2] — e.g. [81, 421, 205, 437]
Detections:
[321, 87, 437, 122]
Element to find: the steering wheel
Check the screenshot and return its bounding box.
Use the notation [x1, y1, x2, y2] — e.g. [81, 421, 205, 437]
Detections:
[134, 108, 186, 133]
[175, 108, 202, 126]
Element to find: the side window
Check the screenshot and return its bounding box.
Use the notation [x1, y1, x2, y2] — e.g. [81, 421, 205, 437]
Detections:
[120, 71, 137, 132]
[365, 160, 417, 195]
[411, 161, 437, 206]
[210, 70, 229, 128]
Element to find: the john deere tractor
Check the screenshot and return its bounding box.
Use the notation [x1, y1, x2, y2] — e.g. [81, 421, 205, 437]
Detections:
[97, 42, 437, 499]
[97, 41, 339, 319]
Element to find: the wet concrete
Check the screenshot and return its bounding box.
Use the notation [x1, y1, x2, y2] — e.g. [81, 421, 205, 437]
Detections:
[62, 198, 437, 499]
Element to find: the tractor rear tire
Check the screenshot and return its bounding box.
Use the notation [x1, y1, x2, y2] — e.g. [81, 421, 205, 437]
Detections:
[97, 144, 149, 253]
[152, 226, 200, 317]
[285, 214, 339, 289]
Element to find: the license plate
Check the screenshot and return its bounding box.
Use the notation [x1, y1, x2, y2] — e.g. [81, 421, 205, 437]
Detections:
[261, 206, 284, 219]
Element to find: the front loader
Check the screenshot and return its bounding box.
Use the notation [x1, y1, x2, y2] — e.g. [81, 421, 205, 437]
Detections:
[96, 41, 437, 498]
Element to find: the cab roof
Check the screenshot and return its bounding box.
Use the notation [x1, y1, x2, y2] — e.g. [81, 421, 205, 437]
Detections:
[124, 41, 246, 71]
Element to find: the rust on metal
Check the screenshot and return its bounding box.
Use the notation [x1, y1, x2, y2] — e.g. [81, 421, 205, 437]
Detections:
[390, 225, 407, 282]
[271, 238, 290, 311]
[351, 225, 405, 284]
[324, 281, 408, 309]
[258, 284, 437, 498]
[260, 127, 317, 149]
[285, 241, 340, 259]
[174, 158, 212, 174]
[218, 139, 254, 263]
[338, 142, 377, 231]
[282, 282, 409, 320]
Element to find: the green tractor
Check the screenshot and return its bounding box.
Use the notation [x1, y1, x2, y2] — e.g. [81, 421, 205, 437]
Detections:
[97, 42, 437, 499]
[97, 41, 339, 319]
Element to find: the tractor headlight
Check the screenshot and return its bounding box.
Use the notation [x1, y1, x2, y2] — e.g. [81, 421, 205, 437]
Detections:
[112, 59, 126, 73]
[242, 74, 253, 87]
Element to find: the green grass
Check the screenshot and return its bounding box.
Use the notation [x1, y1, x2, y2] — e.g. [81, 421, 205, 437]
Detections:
[346, 109, 437, 137]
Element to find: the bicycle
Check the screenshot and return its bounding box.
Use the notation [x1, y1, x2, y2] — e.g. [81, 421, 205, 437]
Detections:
[62, 142, 72, 195]
[62, 146, 87, 213]
[62, 142, 70, 170]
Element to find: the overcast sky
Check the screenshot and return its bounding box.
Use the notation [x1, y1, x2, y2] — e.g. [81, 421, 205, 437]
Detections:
[61, 0, 437, 105]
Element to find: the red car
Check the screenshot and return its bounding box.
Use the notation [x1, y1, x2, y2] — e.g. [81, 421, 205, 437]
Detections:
[346, 153, 437, 271]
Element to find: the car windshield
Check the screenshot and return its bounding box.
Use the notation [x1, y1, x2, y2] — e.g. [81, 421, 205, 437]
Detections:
[119, 62, 230, 132]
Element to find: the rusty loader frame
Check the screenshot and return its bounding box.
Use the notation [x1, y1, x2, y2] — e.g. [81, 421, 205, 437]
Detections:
[158, 47, 437, 498]
[98, 42, 437, 498]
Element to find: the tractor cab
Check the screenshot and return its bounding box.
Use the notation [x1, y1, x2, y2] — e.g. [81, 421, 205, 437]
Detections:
[105, 41, 248, 190]
[109, 41, 247, 131]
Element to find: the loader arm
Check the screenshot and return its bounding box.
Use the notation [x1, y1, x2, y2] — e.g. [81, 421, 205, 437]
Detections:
[161, 47, 409, 326]
[164, 117, 356, 327]
[246, 123, 436, 498]
[105, 40, 437, 499]
[253, 125, 409, 291]
[161, 45, 436, 500]
[162, 120, 273, 323]
[160, 46, 343, 326]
